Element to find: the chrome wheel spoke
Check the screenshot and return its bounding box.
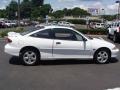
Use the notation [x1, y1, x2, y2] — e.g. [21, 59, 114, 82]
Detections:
[97, 51, 108, 63]
[23, 51, 37, 65]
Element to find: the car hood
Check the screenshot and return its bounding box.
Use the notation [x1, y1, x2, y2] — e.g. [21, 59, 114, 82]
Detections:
[91, 38, 115, 49]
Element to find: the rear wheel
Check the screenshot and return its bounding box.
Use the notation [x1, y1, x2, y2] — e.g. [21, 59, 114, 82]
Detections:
[20, 49, 40, 66]
[94, 49, 111, 64]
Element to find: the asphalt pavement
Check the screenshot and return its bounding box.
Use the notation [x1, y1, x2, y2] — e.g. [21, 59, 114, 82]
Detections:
[0, 37, 120, 90]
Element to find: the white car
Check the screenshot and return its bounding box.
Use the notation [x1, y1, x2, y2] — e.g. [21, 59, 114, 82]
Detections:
[107, 21, 120, 42]
[4, 21, 12, 27]
[95, 23, 105, 29]
[58, 21, 75, 28]
[5, 26, 119, 65]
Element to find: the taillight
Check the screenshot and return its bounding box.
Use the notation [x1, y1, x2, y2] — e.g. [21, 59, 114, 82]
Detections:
[5, 37, 12, 43]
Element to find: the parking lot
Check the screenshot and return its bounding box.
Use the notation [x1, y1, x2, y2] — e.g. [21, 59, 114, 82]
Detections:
[0, 37, 120, 90]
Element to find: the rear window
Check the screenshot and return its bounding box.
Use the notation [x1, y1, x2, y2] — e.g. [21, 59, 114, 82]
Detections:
[20, 27, 44, 35]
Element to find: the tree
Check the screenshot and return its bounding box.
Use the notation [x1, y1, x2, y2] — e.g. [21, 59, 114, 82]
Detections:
[66, 9, 72, 16]
[6, 1, 18, 19]
[31, 0, 44, 7]
[39, 4, 52, 18]
[52, 10, 64, 18]
[31, 4, 52, 19]
[101, 15, 116, 21]
[0, 9, 7, 18]
[20, 0, 31, 19]
[72, 7, 90, 17]
[31, 7, 41, 19]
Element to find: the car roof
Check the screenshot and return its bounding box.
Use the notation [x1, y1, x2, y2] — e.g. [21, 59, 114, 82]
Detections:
[43, 25, 73, 30]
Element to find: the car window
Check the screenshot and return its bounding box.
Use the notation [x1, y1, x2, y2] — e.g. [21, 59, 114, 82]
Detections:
[53, 28, 83, 41]
[21, 27, 44, 35]
[97, 24, 100, 25]
[31, 29, 52, 39]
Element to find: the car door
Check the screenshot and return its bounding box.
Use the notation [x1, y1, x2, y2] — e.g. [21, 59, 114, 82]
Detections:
[29, 29, 54, 59]
[52, 28, 91, 59]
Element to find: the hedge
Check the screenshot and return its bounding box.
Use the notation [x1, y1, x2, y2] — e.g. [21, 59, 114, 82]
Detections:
[77, 29, 107, 35]
[38, 19, 102, 25]
[0, 27, 24, 38]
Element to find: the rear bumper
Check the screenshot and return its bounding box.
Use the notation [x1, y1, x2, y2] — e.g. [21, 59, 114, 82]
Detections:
[4, 44, 20, 56]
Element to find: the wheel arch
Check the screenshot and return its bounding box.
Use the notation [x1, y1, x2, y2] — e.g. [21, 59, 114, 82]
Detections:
[94, 47, 111, 58]
[19, 46, 40, 56]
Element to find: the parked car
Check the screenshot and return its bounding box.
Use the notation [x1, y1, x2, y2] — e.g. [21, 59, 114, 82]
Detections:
[4, 21, 12, 27]
[35, 21, 58, 28]
[58, 21, 75, 28]
[50, 21, 58, 25]
[107, 21, 120, 42]
[94, 23, 105, 29]
[0, 21, 6, 28]
[5, 26, 119, 66]
[11, 21, 17, 27]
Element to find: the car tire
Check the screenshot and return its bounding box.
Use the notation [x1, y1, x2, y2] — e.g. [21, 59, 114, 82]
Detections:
[20, 49, 40, 66]
[94, 49, 111, 64]
[113, 34, 118, 43]
[107, 33, 110, 39]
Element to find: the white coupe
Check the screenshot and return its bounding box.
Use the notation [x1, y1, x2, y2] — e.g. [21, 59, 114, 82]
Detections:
[5, 26, 119, 65]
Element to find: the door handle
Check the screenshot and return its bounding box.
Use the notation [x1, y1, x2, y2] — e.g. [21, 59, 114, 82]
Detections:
[56, 42, 61, 44]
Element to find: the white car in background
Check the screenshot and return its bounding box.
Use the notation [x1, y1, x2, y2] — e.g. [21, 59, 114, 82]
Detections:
[5, 26, 119, 66]
[107, 21, 120, 42]
[95, 23, 105, 29]
[58, 21, 75, 28]
[4, 21, 12, 27]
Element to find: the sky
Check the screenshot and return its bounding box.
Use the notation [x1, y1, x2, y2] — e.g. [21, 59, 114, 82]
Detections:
[0, 0, 119, 15]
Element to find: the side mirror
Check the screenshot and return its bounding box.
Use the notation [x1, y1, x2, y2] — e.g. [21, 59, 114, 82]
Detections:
[83, 37, 87, 42]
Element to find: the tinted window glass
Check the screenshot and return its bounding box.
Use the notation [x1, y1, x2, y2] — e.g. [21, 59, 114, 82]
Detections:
[31, 29, 51, 39]
[53, 28, 83, 41]
[21, 27, 44, 35]
[75, 33, 84, 41]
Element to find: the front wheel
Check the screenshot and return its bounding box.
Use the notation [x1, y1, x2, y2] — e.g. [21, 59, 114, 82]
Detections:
[20, 49, 40, 66]
[94, 49, 111, 64]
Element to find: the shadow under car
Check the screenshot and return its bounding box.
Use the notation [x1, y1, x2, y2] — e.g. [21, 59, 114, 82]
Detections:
[9, 56, 119, 66]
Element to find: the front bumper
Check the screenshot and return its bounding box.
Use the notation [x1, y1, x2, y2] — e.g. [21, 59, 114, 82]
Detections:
[111, 48, 119, 58]
[4, 44, 20, 56]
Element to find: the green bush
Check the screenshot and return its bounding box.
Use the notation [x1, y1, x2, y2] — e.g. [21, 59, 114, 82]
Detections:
[0, 27, 24, 38]
[67, 19, 101, 25]
[39, 19, 102, 25]
[77, 29, 107, 35]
